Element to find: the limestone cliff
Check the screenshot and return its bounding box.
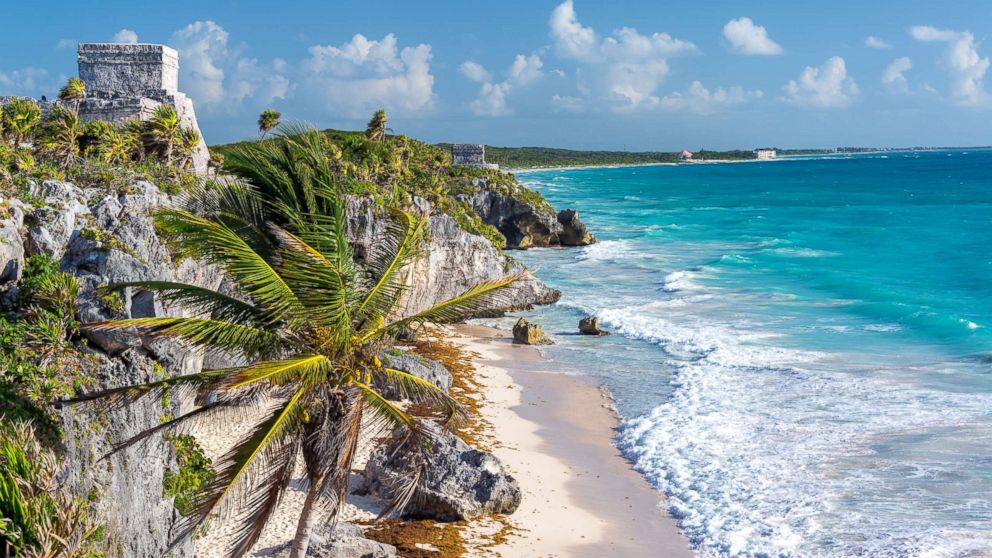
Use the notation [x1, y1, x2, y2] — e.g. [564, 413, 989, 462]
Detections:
[0, 180, 559, 556]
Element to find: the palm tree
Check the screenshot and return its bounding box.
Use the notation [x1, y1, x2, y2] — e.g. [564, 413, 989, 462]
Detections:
[257, 109, 281, 138]
[71, 130, 522, 557]
[143, 105, 181, 163]
[37, 106, 81, 168]
[174, 127, 201, 170]
[365, 109, 388, 142]
[0, 98, 41, 147]
[83, 121, 141, 165]
[58, 77, 86, 112]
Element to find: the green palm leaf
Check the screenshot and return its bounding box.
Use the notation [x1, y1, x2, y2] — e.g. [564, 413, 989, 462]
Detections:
[375, 367, 463, 423]
[84, 317, 281, 359]
[222, 355, 333, 390]
[355, 210, 425, 324]
[105, 281, 264, 325]
[154, 209, 304, 325]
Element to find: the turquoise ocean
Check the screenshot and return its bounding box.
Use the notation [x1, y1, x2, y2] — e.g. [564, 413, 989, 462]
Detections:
[510, 151, 992, 557]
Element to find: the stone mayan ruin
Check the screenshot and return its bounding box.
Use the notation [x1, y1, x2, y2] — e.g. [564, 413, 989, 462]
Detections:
[2, 43, 209, 173]
[452, 143, 498, 170]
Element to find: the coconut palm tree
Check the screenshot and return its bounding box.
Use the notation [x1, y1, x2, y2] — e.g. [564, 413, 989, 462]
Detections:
[58, 77, 86, 112]
[37, 106, 81, 168]
[257, 109, 281, 138]
[70, 131, 522, 557]
[365, 109, 388, 142]
[143, 105, 181, 163]
[0, 98, 42, 147]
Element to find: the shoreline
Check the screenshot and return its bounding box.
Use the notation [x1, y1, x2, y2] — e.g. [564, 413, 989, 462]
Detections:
[449, 324, 694, 558]
[507, 157, 782, 174]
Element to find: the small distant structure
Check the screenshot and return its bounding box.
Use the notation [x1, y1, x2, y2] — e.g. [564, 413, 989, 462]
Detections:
[452, 144, 499, 170]
[678, 149, 694, 161]
[754, 148, 777, 160]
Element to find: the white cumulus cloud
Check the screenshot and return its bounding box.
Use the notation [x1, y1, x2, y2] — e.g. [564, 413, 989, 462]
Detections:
[462, 54, 544, 116]
[549, 0, 696, 110]
[865, 36, 892, 49]
[723, 17, 783, 55]
[170, 21, 289, 111]
[882, 56, 912, 92]
[459, 61, 491, 83]
[113, 29, 139, 44]
[655, 81, 763, 113]
[910, 25, 990, 106]
[301, 33, 434, 116]
[781, 56, 858, 108]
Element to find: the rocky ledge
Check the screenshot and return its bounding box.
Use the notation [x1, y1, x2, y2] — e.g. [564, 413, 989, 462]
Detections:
[458, 183, 596, 249]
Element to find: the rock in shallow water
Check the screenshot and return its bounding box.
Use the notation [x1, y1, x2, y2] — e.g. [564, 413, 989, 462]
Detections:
[557, 208, 596, 246]
[578, 316, 609, 336]
[512, 317, 552, 345]
[364, 422, 521, 521]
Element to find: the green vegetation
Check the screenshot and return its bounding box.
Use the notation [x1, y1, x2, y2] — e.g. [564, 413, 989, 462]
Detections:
[212, 121, 556, 249]
[163, 434, 216, 517]
[0, 255, 95, 436]
[257, 109, 280, 138]
[73, 125, 523, 558]
[0, 419, 104, 557]
[440, 144, 765, 169]
[1, 79, 202, 195]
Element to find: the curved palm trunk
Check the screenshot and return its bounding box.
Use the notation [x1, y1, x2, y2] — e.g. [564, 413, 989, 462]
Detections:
[289, 474, 325, 558]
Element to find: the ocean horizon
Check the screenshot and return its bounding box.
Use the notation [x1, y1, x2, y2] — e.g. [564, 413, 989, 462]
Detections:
[511, 150, 992, 557]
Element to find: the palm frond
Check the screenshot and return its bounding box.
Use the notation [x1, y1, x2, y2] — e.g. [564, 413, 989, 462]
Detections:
[362, 274, 524, 342]
[153, 209, 303, 325]
[355, 383, 415, 429]
[64, 368, 231, 408]
[221, 355, 332, 391]
[374, 367, 464, 423]
[269, 225, 355, 340]
[105, 281, 264, 325]
[174, 387, 309, 546]
[83, 317, 282, 360]
[355, 210, 425, 324]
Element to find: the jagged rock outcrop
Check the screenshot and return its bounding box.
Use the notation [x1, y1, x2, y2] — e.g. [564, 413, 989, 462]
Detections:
[364, 422, 521, 521]
[557, 209, 596, 246]
[459, 186, 595, 249]
[7, 179, 222, 558]
[578, 316, 608, 336]
[0, 201, 25, 286]
[512, 318, 552, 345]
[346, 196, 560, 317]
[378, 350, 453, 398]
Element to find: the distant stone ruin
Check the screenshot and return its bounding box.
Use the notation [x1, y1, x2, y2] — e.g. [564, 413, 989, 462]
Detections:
[452, 144, 498, 170]
[1, 43, 209, 173]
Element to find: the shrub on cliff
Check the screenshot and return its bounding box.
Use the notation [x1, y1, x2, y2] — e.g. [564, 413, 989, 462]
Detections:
[0, 419, 104, 558]
[69, 135, 522, 557]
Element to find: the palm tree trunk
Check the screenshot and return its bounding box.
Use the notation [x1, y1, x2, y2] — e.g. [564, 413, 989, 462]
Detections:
[289, 475, 324, 558]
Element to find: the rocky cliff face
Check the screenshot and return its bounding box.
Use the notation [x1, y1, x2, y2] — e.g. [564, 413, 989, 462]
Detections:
[459, 187, 596, 249]
[347, 196, 560, 317]
[1, 180, 212, 558]
[0, 180, 561, 556]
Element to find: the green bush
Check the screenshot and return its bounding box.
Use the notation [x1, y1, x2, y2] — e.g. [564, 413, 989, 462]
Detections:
[163, 434, 215, 517]
[0, 419, 104, 557]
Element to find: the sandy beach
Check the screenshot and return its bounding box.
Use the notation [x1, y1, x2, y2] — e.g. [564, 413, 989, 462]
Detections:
[450, 324, 693, 558]
[191, 323, 694, 557]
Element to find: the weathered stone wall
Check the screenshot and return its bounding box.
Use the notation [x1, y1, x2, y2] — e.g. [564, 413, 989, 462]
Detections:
[78, 43, 179, 98]
[452, 144, 486, 168]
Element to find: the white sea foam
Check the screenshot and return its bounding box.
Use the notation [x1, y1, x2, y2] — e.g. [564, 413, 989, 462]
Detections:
[601, 299, 992, 557]
[574, 239, 639, 262]
[660, 270, 699, 292]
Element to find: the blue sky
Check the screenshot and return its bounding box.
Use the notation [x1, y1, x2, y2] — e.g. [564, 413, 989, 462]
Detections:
[2, 0, 991, 150]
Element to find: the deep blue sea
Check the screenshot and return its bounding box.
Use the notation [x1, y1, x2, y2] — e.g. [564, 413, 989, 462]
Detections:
[510, 151, 992, 557]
